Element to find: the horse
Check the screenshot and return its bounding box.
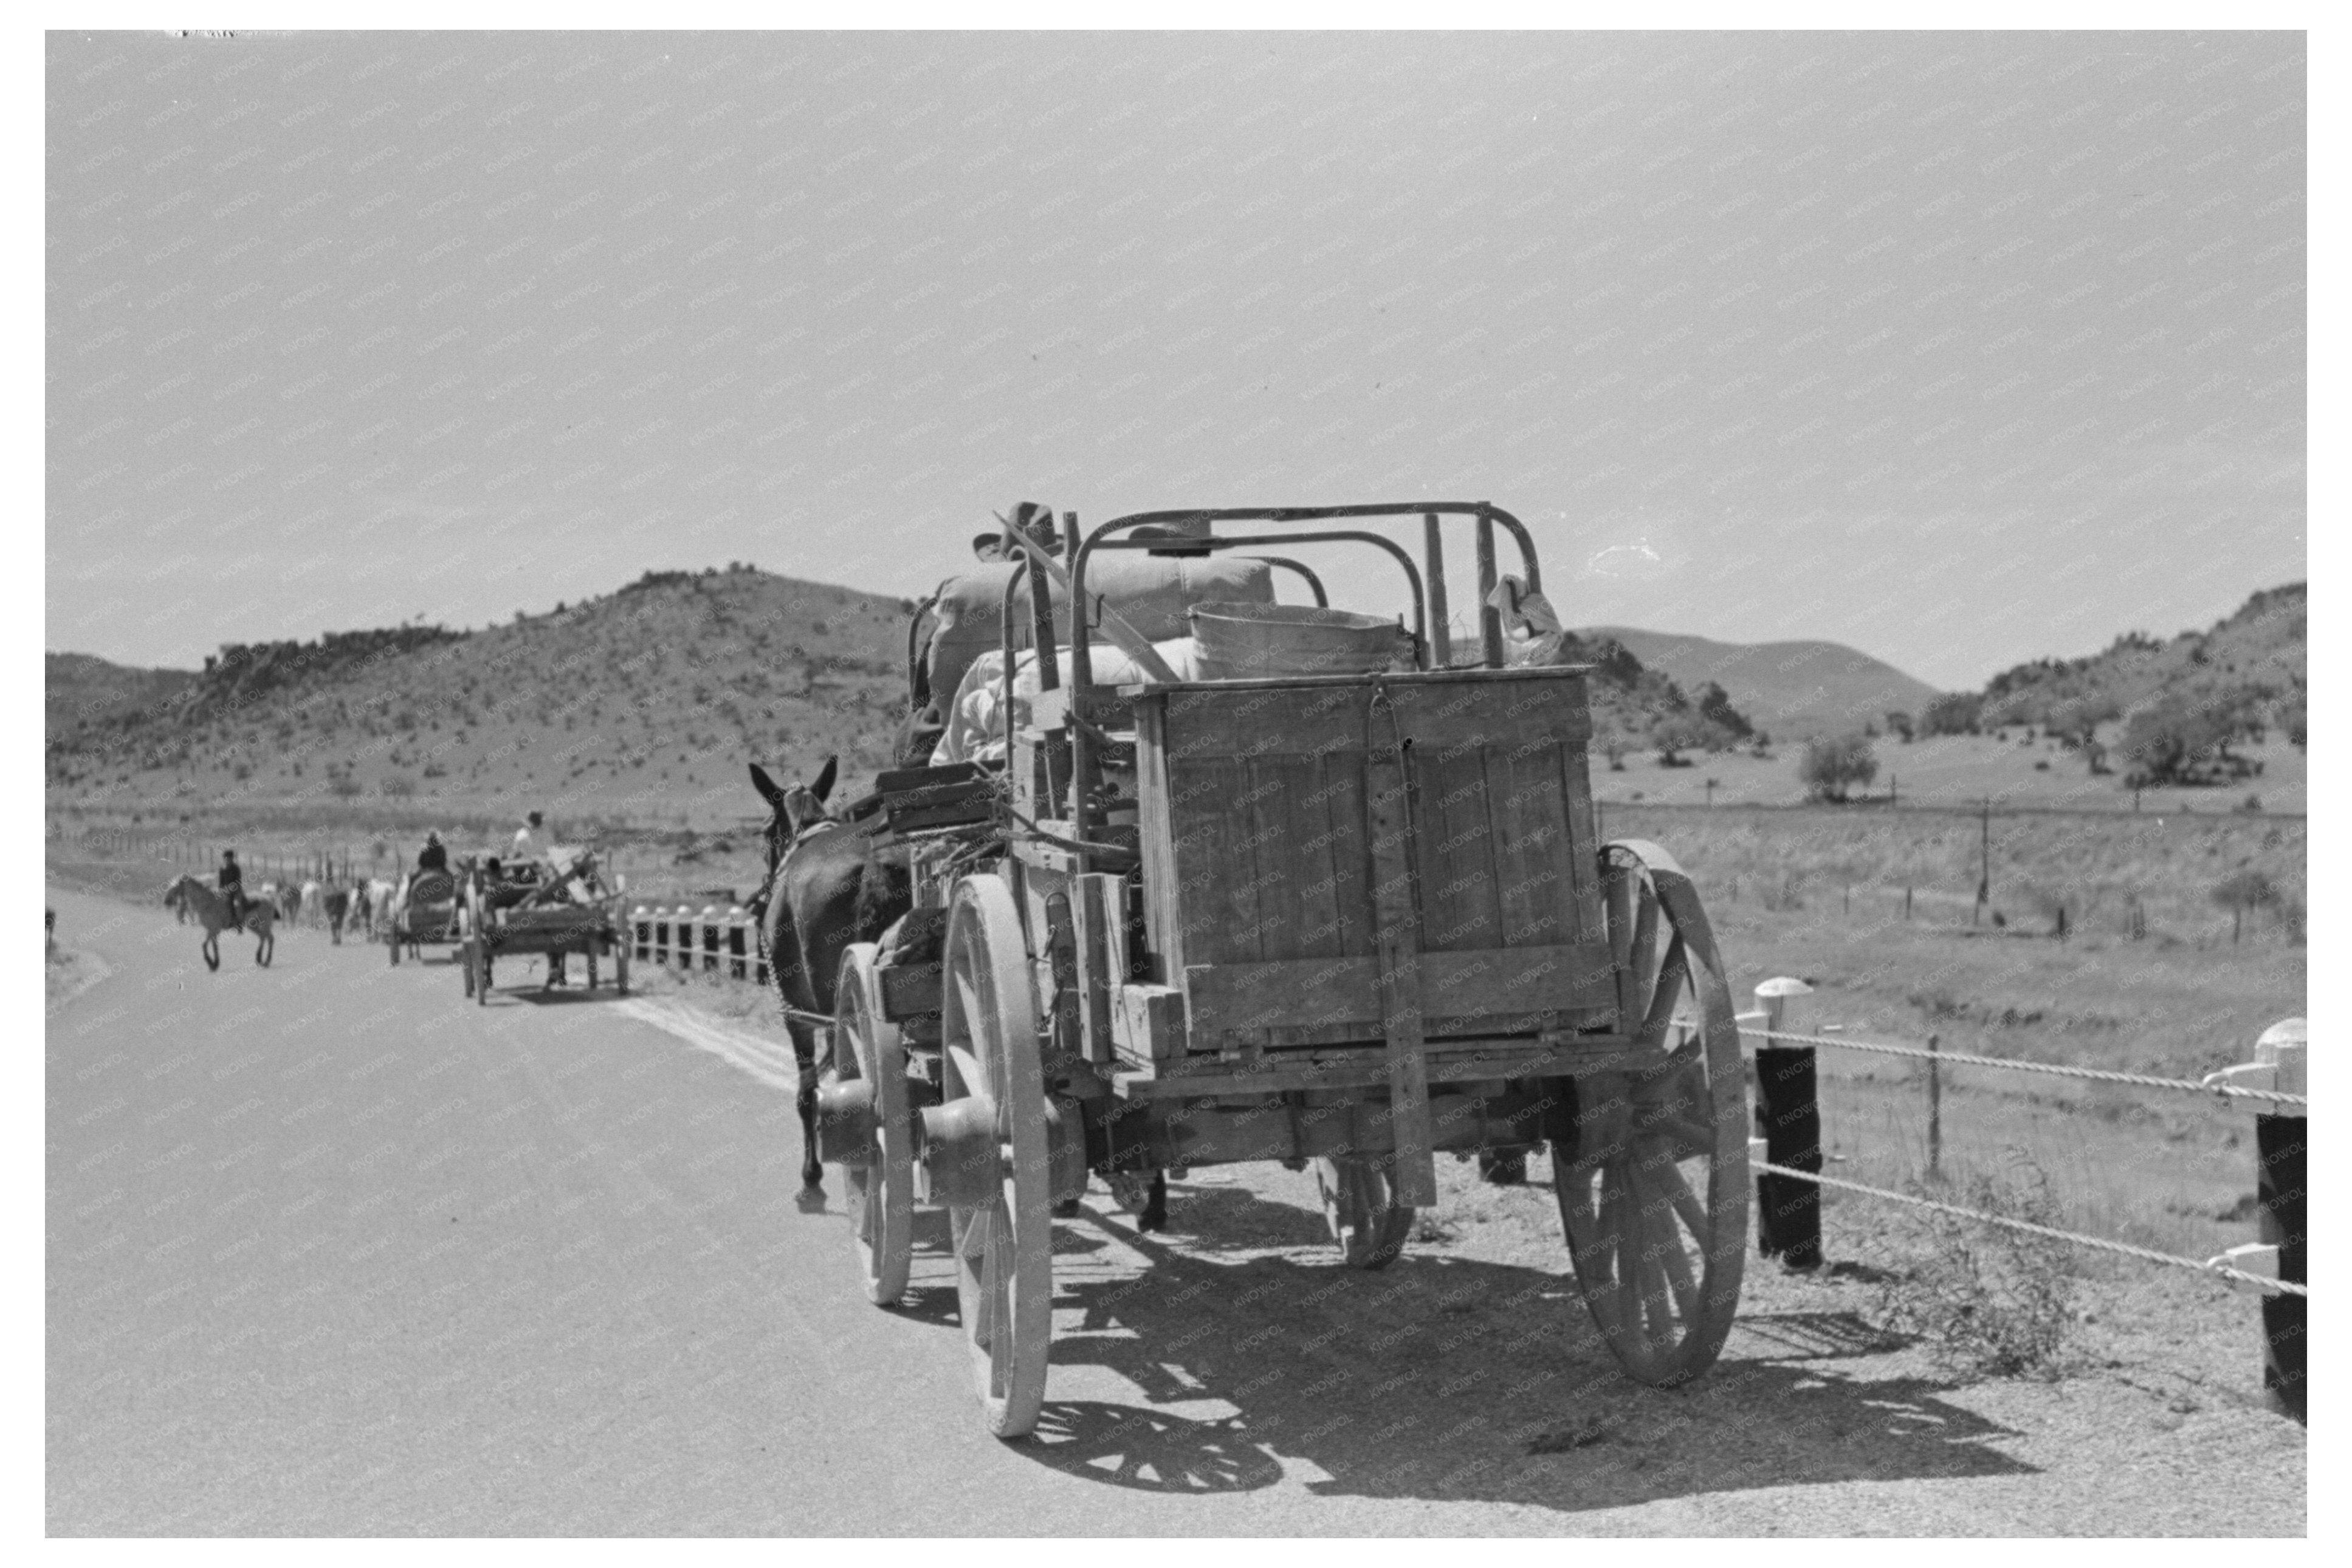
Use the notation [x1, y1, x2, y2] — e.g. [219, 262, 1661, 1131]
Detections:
[163, 882, 189, 924]
[163, 874, 275, 971]
[357, 878, 393, 938]
[749, 757, 911, 1193]
[277, 882, 304, 924]
[300, 879, 322, 927]
[320, 884, 351, 944]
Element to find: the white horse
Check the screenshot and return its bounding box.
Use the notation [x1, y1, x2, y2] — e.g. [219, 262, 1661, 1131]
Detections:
[361, 878, 397, 937]
[163, 874, 276, 971]
[300, 879, 322, 927]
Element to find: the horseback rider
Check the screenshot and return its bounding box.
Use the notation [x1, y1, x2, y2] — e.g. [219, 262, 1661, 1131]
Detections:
[218, 850, 246, 924]
[416, 831, 448, 875]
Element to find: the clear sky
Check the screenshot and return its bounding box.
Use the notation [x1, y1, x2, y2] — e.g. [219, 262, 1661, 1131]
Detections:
[46, 29, 2304, 690]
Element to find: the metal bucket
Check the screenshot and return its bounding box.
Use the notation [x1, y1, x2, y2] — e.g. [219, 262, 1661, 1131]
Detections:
[1186, 601, 1414, 682]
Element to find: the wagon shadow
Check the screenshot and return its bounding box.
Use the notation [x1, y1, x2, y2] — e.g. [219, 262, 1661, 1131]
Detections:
[1017, 1208, 2037, 1511]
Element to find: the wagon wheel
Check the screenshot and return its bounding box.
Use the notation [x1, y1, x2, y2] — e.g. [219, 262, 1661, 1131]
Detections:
[1554, 840, 1749, 1387]
[830, 943, 914, 1307]
[1313, 1156, 1415, 1270]
[940, 875, 1053, 1439]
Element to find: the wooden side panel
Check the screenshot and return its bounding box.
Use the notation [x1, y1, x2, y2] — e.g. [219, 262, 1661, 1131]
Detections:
[1167, 757, 1265, 970]
[1414, 743, 1502, 953]
[1185, 943, 1616, 1039]
[1155, 672, 1590, 759]
[1136, 670, 1608, 1055]
[1489, 741, 1579, 947]
[1561, 743, 1605, 944]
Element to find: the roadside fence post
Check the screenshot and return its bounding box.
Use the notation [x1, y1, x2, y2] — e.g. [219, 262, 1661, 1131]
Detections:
[727, 907, 748, 981]
[701, 906, 721, 974]
[1751, 976, 1822, 1270]
[632, 906, 651, 965]
[1926, 1033, 1942, 1181]
[2204, 1017, 2307, 1420]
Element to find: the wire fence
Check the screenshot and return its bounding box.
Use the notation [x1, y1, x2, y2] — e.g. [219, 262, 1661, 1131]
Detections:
[1737, 1009, 2306, 1303]
[1749, 1158, 2306, 1298]
[1742, 1022, 2308, 1109]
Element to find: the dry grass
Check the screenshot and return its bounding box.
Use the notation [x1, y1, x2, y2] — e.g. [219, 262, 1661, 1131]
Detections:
[1866, 1161, 2080, 1380]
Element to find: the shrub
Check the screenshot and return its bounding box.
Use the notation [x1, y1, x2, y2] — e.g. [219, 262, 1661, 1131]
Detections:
[380, 773, 416, 799]
[2210, 868, 2280, 942]
[1919, 692, 1982, 737]
[1873, 1161, 2077, 1380]
[1799, 732, 1879, 802]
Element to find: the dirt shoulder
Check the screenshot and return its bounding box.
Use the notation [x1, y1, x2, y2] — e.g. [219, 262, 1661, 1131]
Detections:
[630, 977, 2305, 1535]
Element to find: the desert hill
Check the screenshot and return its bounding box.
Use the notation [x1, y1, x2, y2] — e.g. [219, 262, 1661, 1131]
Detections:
[1580, 626, 1941, 740]
[49, 562, 1769, 828]
[46, 566, 914, 829]
[1968, 582, 2305, 744]
[46, 652, 198, 737]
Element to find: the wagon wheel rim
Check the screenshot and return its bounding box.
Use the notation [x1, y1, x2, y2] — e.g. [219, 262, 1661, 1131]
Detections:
[1555, 839, 1749, 1386]
[833, 943, 914, 1307]
[940, 875, 1051, 1439]
[1313, 1155, 1415, 1270]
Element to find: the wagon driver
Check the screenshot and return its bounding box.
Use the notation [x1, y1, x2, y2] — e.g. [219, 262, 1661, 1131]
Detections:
[513, 810, 570, 988]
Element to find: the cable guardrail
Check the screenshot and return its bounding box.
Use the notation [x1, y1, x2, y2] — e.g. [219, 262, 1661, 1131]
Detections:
[1734, 1017, 2309, 1109]
[1747, 1157, 2308, 1298]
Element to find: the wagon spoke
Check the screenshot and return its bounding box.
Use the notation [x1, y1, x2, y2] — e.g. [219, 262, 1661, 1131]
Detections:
[1652, 1156, 1714, 1250]
[1656, 1211, 1700, 1321]
[945, 1045, 985, 1106]
[1635, 933, 1688, 1050]
[1628, 875, 1660, 1003]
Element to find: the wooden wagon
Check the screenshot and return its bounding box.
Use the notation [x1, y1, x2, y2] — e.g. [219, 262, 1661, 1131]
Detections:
[461, 852, 631, 1003]
[387, 868, 465, 965]
[813, 502, 1749, 1438]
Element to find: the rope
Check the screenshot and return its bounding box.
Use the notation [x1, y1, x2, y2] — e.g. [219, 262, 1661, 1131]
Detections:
[1747, 1026, 2308, 1109]
[1750, 1160, 2308, 1298]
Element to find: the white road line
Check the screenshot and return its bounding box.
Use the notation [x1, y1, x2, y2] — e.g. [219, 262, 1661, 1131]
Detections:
[615, 996, 804, 1093]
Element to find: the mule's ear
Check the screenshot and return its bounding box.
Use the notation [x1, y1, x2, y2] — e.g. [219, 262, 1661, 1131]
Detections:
[812, 754, 838, 802]
[971, 532, 1004, 561]
[749, 763, 787, 810]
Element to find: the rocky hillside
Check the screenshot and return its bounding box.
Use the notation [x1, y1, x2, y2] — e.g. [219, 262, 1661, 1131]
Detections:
[1970, 583, 2306, 742]
[49, 564, 1764, 826]
[45, 652, 198, 737]
[47, 566, 912, 828]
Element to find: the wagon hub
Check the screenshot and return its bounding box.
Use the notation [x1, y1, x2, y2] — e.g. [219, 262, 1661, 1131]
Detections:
[915, 1095, 1003, 1208]
[813, 1076, 878, 1167]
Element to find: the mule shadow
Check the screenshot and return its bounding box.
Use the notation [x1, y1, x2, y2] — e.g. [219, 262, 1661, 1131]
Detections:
[1003, 1206, 2037, 1512]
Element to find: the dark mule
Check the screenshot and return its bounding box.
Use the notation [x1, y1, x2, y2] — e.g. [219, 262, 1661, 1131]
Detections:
[748, 757, 912, 1192]
[321, 885, 351, 944]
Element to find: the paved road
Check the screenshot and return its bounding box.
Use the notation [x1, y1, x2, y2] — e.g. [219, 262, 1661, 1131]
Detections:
[48, 879, 2305, 1535]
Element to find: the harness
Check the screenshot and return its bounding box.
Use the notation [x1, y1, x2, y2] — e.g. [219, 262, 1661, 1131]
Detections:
[749, 815, 861, 1036]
